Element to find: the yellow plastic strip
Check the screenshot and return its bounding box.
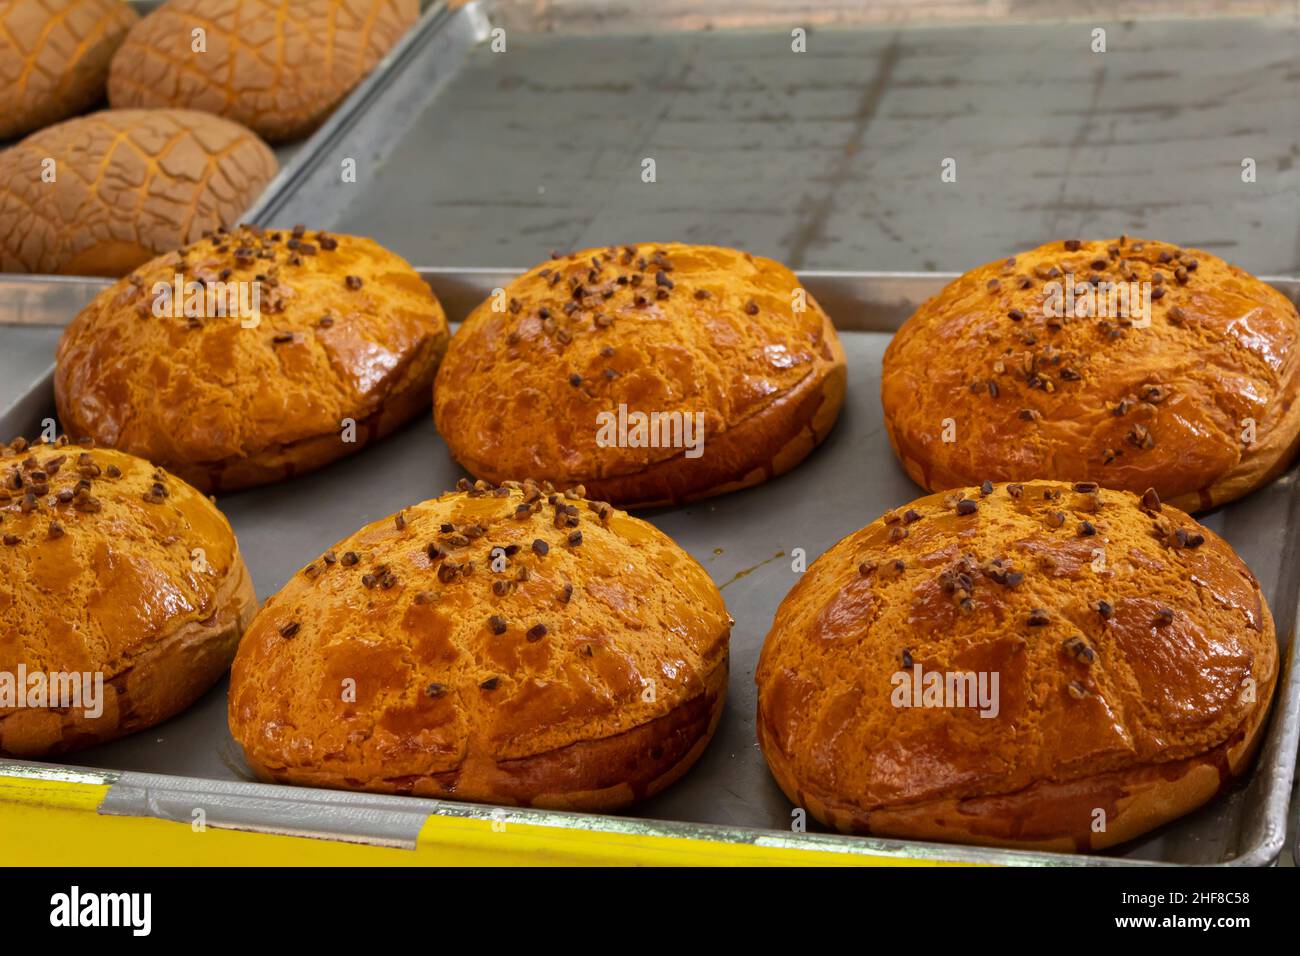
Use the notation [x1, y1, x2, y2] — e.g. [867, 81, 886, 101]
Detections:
[0, 775, 973, 866]
[412, 813, 971, 866]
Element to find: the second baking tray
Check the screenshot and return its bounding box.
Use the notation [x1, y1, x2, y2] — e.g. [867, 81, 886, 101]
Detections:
[1, 268, 1297, 867]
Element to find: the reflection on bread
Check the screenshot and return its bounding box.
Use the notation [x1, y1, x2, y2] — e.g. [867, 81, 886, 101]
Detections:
[0, 437, 256, 757]
[756, 480, 1277, 851]
[55, 226, 450, 492]
[229, 478, 732, 809]
[882, 238, 1300, 512]
[435, 243, 847, 508]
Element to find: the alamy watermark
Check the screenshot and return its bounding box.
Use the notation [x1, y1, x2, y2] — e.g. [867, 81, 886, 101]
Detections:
[151, 274, 262, 327]
[891, 664, 1000, 718]
[1042, 273, 1152, 327]
[0, 666, 103, 719]
[595, 404, 705, 458]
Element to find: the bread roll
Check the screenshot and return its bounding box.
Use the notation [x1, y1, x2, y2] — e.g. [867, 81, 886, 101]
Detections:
[55, 226, 450, 492]
[435, 243, 847, 508]
[0, 436, 256, 757]
[756, 480, 1277, 851]
[108, 0, 420, 142]
[881, 238, 1300, 512]
[0, 0, 137, 142]
[229, 478, 732, 808]
[0, 109, 276, 276]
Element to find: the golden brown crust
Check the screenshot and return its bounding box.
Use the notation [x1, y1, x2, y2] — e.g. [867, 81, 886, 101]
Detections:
[108, 0, 419, 143]
[0, 109, 277, 276]
[0, 439, 257, 757]
[228, 480, 732, 809]
[434, 243, 847, 508]
[55, 227, 450, 492]
[0, 0, 137, 141]
[882, 238, 1300, 512]
[755, 480, 1278, 850]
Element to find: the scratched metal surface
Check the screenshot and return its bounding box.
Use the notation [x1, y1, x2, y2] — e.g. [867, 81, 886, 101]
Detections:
[1, 271, 1298, 866]
[252, 10, 1300, 277]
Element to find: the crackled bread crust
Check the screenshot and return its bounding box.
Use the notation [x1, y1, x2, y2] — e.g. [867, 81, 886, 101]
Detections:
[434, 243, 847, 508]
[55, 227, 450, 492]
[229, 479, 732, 809]
[0, 438, 256, 757]
[756, 480, 1278, 851]
[0, 109, 277, 276]
[108, 0, 419, 143]
[0, 0, 138, 141]
[881, 238, 1300, 513]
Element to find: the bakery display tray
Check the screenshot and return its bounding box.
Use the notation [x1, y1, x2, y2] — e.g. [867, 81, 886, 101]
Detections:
[1, 269, 1298, 868]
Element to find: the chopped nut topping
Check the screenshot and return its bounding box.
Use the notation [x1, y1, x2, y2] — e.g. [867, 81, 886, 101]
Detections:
[1063, 636, 1095, 664]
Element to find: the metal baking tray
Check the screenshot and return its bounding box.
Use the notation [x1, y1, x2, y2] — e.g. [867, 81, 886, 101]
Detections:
[244, 1, 1300, 279]
[1, 268, 1298, 867]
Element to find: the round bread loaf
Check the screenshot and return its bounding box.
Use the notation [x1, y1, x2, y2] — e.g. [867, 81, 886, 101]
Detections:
[0, 436, 256, 757]
[55, 226, 450, 492]
[756, 480, 1277, 851]
[881, 238, 1300, 513]
[0, 0, 137, 141]
[229, 478, 732, 808]
[108, 0, 420, 143]
[434, 243, 847, 508]
[0, 109, 276, 276]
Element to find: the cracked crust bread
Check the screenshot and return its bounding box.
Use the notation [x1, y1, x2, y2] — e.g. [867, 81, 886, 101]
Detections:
[0, 437, 256, 757]
[756, 480, 1277, 851]
[108, 0, 419, 143]
[55, 226, 450, 493]
[0, 0, 138, 141]
[881, 238, 1300, 513]
[434, 243, 847, 508]
[0, 108, 276, 276]
[229, 479, 732, 809]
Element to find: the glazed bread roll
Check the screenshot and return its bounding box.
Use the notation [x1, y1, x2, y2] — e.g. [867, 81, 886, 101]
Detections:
[55, 226, 450, 492]
[0, 109, 276, 276]
[0, 437, 256, 757]
[0, 0, 137, 141]
[756, 480, 1277, 851]
[229, 478, 731, 808]
[109, 0, 420, 142]
[882, 238, 1300, 512]
[435, 243, 847, 507]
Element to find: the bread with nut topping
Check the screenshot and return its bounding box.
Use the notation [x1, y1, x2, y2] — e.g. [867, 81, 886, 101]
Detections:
[881, 238, 1300, 512]
[435, 243, 847, 508]
[228, 479, 732, 808]
[0, 437, 256, 757]
[55, 226, 450, 492]
[756, 480, 1277, 851]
